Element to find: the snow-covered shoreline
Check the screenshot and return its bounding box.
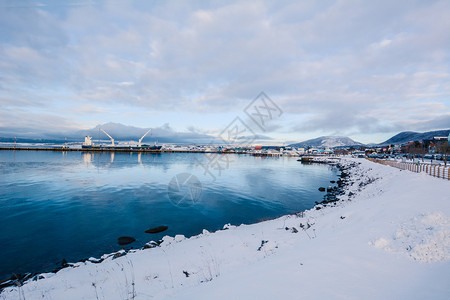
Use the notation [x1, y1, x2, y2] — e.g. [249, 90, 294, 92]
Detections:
[2, 158, 449, 299]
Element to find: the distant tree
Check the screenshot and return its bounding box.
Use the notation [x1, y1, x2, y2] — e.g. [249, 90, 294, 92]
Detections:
[436, 140, 449, 166]
[408, 141, 426, 161]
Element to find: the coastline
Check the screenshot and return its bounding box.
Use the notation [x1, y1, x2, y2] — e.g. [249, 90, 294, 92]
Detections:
[2, 157, 449, 299]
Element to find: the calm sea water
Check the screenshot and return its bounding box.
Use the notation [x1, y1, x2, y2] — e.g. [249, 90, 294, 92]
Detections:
[0, 150, 339, 280]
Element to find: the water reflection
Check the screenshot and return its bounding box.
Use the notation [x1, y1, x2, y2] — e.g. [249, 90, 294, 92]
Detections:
[81, 151, 163, 169]
[83, 152, 92, 164]
[0, 151, 339, 281]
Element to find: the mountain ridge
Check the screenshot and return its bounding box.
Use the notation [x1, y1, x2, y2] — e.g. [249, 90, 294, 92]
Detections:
[0, 122, 217, 144]
[379, 129, 450, 145]
[288, 136, 363, 148]
[0, 124, 448, 146]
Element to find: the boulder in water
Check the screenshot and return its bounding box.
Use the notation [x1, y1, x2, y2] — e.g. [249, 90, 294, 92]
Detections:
[145, 225, 168, 234]
[117, 236, 136, 245]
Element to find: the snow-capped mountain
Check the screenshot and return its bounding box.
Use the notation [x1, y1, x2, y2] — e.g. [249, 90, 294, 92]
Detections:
[289, 136, 364, 148]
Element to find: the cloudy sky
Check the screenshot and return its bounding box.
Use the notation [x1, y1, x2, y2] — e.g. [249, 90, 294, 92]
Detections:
[0, 0, 449, 144]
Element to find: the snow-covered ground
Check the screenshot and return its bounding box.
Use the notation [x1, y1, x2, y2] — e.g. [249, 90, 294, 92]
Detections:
[2, 158, 449, 299]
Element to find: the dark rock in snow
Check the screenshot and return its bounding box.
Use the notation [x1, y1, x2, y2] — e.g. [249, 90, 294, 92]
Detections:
[88, 258, 103, 264]
[112, 252, 126, 259]
[0, 279, 13, 289]
[32, 275, 45, 282]
[257, 240, 268, 251]
[145, 225, 169, 234]
[143, 241, 159, 249]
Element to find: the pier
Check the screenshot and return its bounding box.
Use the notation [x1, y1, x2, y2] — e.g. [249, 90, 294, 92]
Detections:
[0, 147, 163, 153]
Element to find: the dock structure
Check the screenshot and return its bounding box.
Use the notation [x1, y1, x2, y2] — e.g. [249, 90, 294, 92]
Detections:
[0, 147, 232, 154]
[0, 147, 163, 153]
[0, 147, 280, 155]
[0, 144, 307, 156]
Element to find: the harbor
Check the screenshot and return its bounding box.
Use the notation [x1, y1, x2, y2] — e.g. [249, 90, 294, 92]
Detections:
[0, 146, 308, 156]
[0, 146, 301, 156]
[0, 132, 308, 156]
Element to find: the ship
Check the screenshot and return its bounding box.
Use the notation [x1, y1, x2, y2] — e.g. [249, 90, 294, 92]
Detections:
[81, 136, 100, 149]
[81, 129, 162, 151]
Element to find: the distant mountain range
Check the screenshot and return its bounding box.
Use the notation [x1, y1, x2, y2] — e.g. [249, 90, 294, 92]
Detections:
[288, 136, 363, 148]
[0, 122, 218, 144]
[379, 129, 450, 146]
[76, 123, 160, 141]
[0, 123, 448, 146]
[288, 129, 450, 148]
[77, 122, 219, 144]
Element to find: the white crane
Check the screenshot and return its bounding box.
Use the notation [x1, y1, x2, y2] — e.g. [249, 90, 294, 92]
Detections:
[138, 129, 152, 147]
[101, 129, 115, 146]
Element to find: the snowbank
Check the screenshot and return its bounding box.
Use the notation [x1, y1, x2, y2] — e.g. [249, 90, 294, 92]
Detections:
[2, 158, 449, 299]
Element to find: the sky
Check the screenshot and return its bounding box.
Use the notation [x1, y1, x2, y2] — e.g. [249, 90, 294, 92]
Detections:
[0, 0, 449, 144]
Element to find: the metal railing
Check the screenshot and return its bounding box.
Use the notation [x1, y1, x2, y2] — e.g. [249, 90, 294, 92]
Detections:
[366, 158, 450, 180]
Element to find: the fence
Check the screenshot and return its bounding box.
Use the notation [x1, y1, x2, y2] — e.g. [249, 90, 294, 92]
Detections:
[366, 158, 450, 180]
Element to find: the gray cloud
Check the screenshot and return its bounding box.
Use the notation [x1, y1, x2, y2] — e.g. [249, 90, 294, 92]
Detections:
[0, 0, 449, 142]
[412, 114, 450, 131]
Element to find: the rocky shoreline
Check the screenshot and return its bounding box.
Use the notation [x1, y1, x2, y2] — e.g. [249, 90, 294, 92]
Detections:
[0, 237, 167, 291]
[316, 160, 359, 208]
